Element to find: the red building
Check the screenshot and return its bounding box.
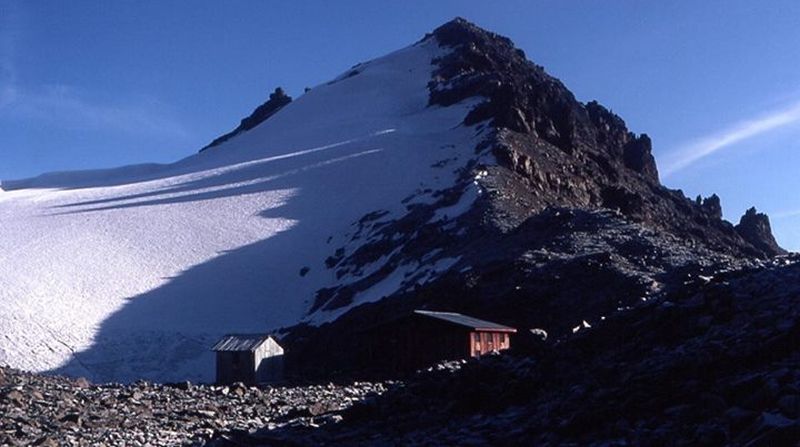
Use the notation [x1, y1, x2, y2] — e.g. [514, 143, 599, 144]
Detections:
[365, 310, 517, 372]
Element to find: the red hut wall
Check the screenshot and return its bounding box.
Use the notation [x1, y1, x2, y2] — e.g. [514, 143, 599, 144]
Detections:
[469, 331, 511, 357]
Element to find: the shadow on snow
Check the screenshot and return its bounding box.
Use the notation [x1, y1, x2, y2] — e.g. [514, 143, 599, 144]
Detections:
[45, 131, 409, 383]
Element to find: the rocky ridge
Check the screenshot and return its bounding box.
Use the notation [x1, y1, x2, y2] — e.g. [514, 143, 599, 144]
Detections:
[201, 87, 292, 151]
[424, 18, 781, 258]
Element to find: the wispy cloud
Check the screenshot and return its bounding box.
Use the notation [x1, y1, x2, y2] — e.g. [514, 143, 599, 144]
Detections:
[660, 99, 800, 178]
[771, 209, 800, 220]
[0, 0, 188, 140]
[0, 84, 16, 109]
[0, 0, 20, 108]
[3, 85, 190, 139]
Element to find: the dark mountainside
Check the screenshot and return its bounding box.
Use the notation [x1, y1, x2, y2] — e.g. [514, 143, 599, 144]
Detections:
[281, 18, 788, 376]
[2, 18, 797, 447]
[218, 254, 800, 446]
[257, 18, 799, 445]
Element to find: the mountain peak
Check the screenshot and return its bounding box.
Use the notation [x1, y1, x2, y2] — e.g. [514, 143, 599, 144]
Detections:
[419, 18, 787, 259]
[429, 17, 511, 47]
[426, 18, 658, 180]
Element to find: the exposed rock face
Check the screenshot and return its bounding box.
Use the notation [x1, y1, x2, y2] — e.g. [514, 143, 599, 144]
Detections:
[283, 207, 761, 377]
[697, 193, 723, 220]
[587, 101, 659, 183]
[423, 18, 780, 258]
[736, 207, 787, 256]
[428, 19, 658, 182]
[201, 87, 292, 151]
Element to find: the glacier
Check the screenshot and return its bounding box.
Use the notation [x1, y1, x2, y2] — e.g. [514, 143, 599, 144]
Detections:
[0, 38, 483, 382]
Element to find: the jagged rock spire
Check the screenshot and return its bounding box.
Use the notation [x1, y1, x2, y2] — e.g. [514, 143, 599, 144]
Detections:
[736, 207, 786, 256]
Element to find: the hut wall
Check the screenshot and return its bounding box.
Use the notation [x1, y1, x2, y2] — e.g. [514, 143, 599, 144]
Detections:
[366, 316, 472, 372]
[470, 331, 511, 357]
[215, 351, 256, 385]
[254, 337, 285, 383]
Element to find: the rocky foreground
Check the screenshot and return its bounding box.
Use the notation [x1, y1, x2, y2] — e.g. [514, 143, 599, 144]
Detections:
[0, 369, 388, 446]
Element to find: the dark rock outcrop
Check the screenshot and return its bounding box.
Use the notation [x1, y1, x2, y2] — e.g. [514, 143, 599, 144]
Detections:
[282, 207, 764, 378]
[427, 19, 659, 183]
[201, 87, 292, 151]
[423, 18, 781, 259]
[697, 193, 723, 220]
[736, 207, 786, 256]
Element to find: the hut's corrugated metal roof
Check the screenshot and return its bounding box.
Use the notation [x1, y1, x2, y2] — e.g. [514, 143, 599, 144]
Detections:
[212, 334, 273, 352]
[414, 310, 517, 332]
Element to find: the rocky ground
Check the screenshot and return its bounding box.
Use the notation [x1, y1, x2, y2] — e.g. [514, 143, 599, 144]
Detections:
[216, 254, 800, 446]
[0, 368, 388, 446]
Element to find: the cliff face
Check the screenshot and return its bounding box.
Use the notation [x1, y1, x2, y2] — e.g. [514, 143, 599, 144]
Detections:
[424, 18, 781, 258]
[428, 20, 658, 182]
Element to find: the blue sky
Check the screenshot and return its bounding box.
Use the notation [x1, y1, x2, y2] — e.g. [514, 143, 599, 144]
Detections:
[1, 1, 799, 250]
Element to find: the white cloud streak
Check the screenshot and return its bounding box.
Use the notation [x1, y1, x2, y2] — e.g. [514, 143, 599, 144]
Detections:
[660, 99, 800, 178]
